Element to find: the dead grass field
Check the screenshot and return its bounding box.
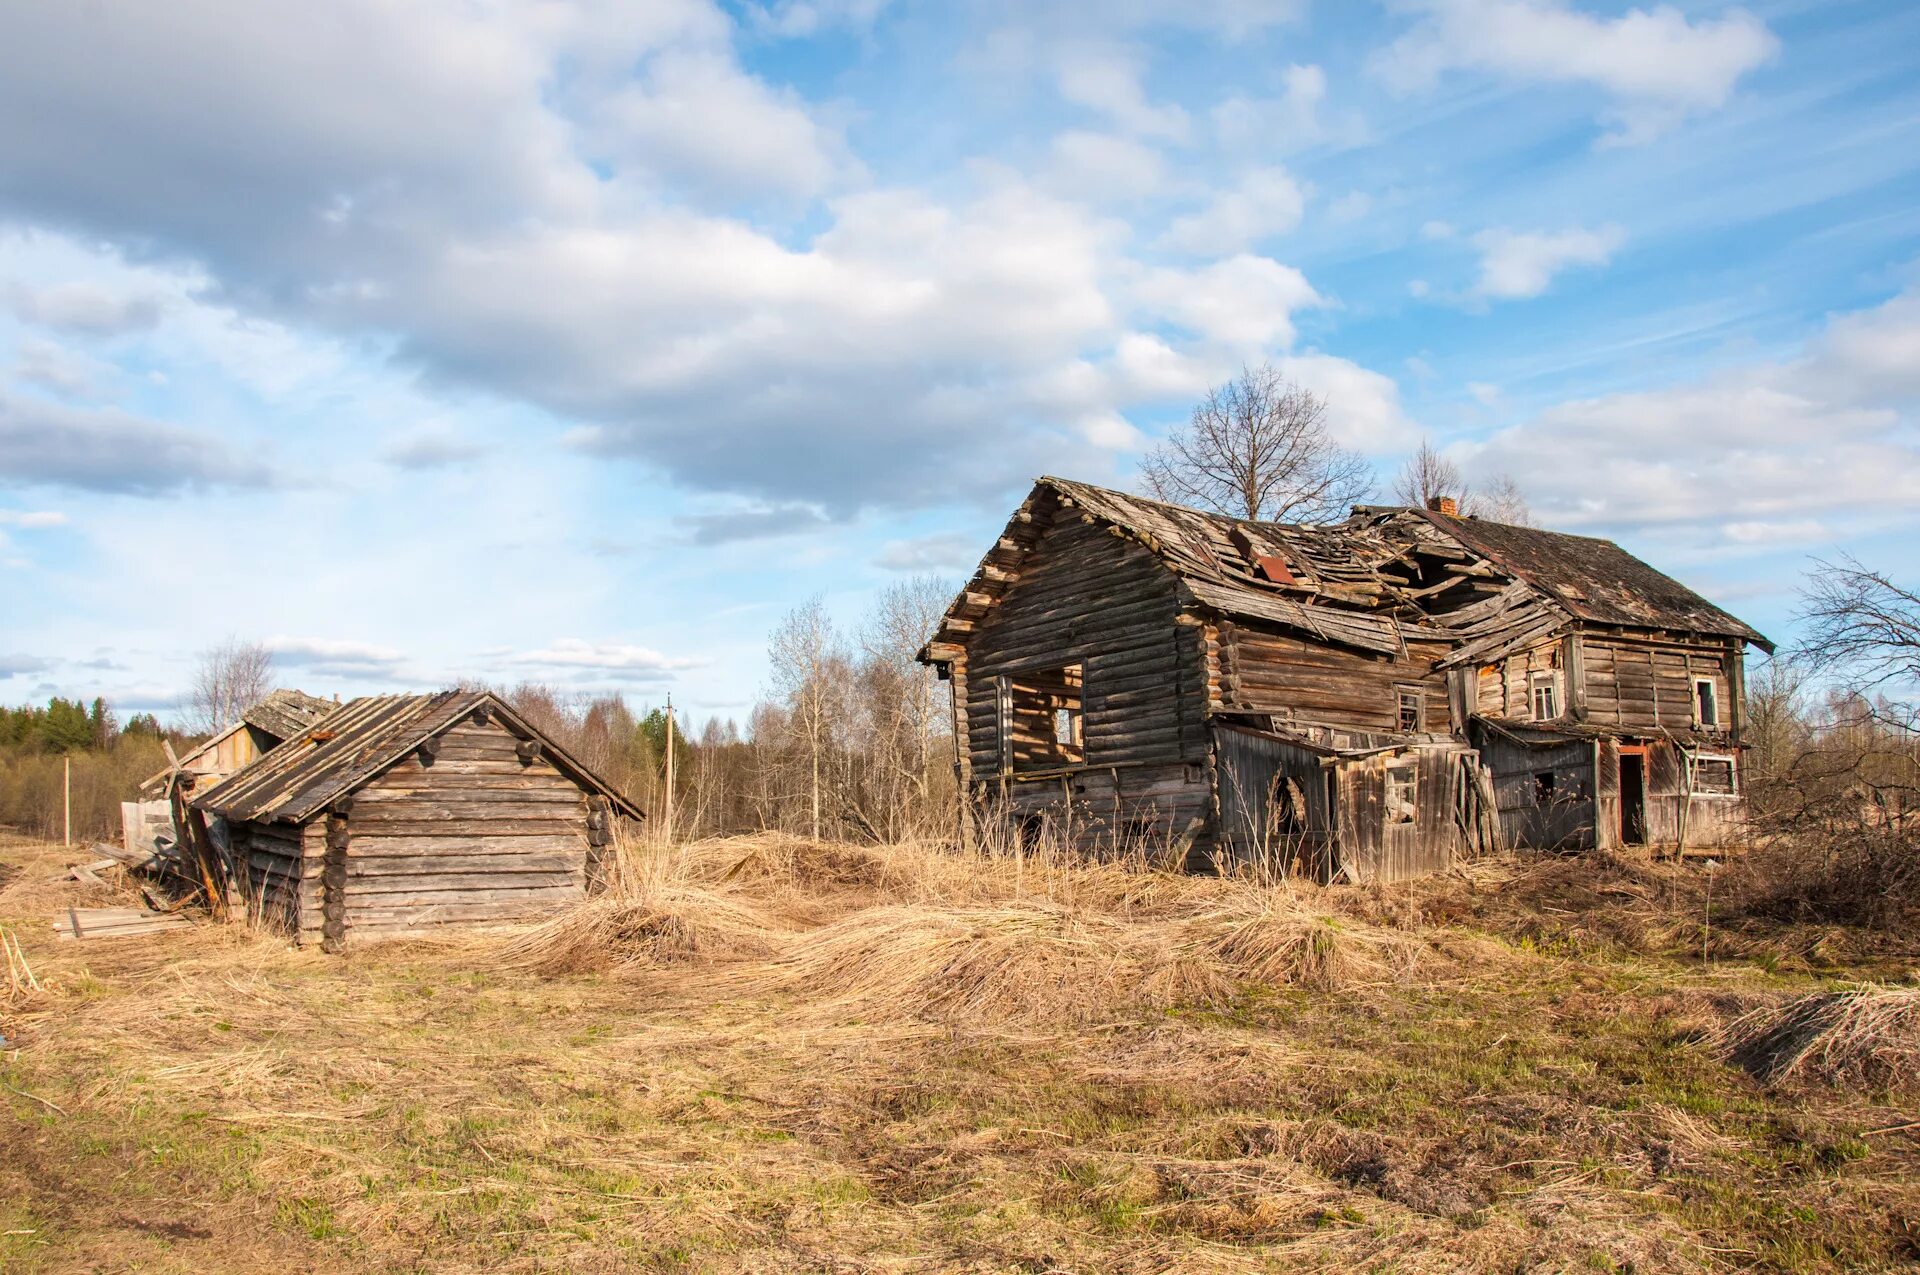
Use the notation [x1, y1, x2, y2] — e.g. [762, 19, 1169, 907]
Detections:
[4, 829, 1920, 1274]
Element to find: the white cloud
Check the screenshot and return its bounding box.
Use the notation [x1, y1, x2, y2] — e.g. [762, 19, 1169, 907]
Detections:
[874, 532, 983, 572]
[1472, 224, 1625, 299]
[1056, 47, 1189, 141]
[1273, 352, 1420, 455]
[589, 48, 850, 200]
[266, 636, 409, 677]
[1466, 381, 1501, 406]
[13, 338, 118, 399]
[383, 430, 486, 470]
[1044, 131, 1167, 201]
[0, 394, 281, 495]
[1132, 255, 1322, 349]
[1377, 0, 1779, 144]
[1159, 168, 1305, 254]
[0, 509, 68, 528]
[513, 639, 705, 674]
[1471, 287, 1920, 539]
[1213, 64, 1328, 151]
[6, 281, 162, 335]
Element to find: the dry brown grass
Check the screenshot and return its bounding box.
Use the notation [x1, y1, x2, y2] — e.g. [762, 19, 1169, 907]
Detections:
[1716, 984, 1920, 1089]
[6, 827, 1920, 1273]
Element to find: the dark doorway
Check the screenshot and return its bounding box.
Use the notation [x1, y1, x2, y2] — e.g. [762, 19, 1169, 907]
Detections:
[1619, 754, 1647, 846]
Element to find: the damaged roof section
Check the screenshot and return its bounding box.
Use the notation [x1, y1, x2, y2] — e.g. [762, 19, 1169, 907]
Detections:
[193, 690, 644, 825]
[924, 477, 1769, 669]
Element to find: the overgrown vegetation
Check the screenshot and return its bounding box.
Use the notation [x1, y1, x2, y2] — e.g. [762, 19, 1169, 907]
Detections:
[5, 828, 1919, 1273]
[0, 697, 170, 842]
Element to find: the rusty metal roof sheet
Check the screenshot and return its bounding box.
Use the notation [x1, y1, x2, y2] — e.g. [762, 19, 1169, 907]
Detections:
[193, 689, 645, 825]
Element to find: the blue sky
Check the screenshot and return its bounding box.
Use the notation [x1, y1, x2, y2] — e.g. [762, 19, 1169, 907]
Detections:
[2, 0, 1917, 726]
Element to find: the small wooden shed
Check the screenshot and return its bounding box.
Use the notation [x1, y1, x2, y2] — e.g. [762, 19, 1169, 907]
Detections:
[193, 690, 643, 949]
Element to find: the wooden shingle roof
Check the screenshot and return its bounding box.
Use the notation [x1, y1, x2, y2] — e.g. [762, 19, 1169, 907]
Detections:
[193, 690, 645, 825]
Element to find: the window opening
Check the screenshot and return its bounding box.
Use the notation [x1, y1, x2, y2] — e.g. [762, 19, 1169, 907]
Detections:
[1694, 677, 1719, 728]
[1534, 772, 1556, 805]
[1002, 664, 1084, 772]
[1529, 671, 1559, 721]
[1690, 753, 1736, 796]
[1396, 685, 1423, 733]
[1385, 763, 1417, 825]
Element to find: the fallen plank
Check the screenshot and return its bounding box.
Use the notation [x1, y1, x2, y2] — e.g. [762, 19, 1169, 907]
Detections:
[53, 907, 195, 942]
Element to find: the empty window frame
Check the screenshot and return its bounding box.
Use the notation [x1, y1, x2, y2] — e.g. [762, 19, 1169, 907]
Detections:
[1395, 684, 1424, 733]
[999, 664, 1084, 773]
[1689, 752, 1737, 796]
[1528, 671, 1559, 721]
[1694, 676, 1719, 728]
[1384, 762, 1417, 825]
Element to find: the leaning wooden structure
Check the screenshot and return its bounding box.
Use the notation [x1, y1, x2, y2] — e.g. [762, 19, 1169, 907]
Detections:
[918, 477, 1770, 881]
[193, 690, 643, 948]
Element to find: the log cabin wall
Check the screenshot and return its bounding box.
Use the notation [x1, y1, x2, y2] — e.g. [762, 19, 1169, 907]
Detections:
[336, 719, 592, 940]
[1478, 629, 1741, 740]
[1219, 623, 1452, 734]
[960, 513, 1211, 851]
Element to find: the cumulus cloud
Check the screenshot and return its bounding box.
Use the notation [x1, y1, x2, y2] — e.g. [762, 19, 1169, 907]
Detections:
[1472, 225, 1625, 299]
[6, 281, 162, 335]
[1044, 131, 1167, 201]
[1132, 255, 1322, 349]
[676, 503, 832, 545]
[1212, 64, 1330, 151]
[383, 430, 486, 470]
[512, 639, 705, 677]
[1056, 47, 1189, 140]
[1159, 168, 1305, 255]
[1377, 0, 1779, 144]
[266, 636, 409, 678]
[0, 509, 68, 527]
[1471, 286, 1920, 538]
[873, 532, 982, 572]
[13, 338, 118, 399]
[0, 395, 279, 495]
[0, 653, 53, 678]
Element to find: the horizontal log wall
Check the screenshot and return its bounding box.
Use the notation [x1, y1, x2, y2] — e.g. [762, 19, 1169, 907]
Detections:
[341, 720, 590, 940]
[1220, 623, 1451, 733]
[960, 513, 1212, 854]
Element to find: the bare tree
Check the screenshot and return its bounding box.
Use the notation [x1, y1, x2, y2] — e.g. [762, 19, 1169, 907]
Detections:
[768, 597, 852, 840]
[1141, 364, 1372, 523]
[1393, 438, 1467, 510]
[857, 576, 957, 839]
[1474, 472, 1533, 525]
[1797, 557, 1920, 705]
[1393, 439, 1533, 524]
[184, 638, 274, 735]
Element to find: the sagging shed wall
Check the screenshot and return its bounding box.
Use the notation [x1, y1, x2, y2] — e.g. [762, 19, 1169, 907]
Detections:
[961, 513, 1210, 849]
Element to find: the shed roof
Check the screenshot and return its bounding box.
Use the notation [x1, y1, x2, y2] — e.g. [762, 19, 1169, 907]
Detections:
[193, 689, 645, 825]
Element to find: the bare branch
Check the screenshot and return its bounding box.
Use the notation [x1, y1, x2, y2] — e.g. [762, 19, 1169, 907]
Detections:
[1140, 363, 1372, 523]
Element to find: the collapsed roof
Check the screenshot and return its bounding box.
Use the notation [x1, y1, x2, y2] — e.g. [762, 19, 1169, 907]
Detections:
[921, 477, 1770, 668]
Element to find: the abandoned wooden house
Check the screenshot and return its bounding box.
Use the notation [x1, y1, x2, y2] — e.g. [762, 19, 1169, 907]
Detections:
[192, 689, 643, 949]
[918, 477, 1770, 881]
[137, 688, 337, 798]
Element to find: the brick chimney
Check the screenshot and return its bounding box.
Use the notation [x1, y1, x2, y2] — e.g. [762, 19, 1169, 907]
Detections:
[1426, 495, 1459, 517]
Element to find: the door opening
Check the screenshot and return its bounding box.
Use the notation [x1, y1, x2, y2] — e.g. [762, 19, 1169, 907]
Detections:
[1619, 753, 1646, 846]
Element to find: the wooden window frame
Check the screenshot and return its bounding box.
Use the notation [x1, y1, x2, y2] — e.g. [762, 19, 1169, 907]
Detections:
[1688, 751, 1738, 798]
[1384, 761, 1417, 825]
[1000, 663, 1085, 774]
[1528, 671, 1559, 721]
[1693, 676, 1719, 728]
[1395, 684, 1424, 734]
